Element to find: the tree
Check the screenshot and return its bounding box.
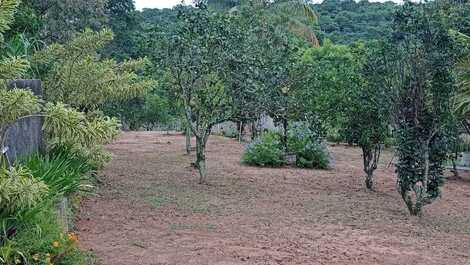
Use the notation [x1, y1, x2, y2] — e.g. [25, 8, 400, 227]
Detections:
[343, 42, 391, 190]
[207, 0, 240, 10]
[391, 2, 458, 216]
[17, 0, 108, 44]
[140, 94, 172, 131]
[103, 0, 140, 60]
[292, 40, 359, 138]
[313, 0, 397, 44]
[33, 28, 156, 111]
[161, 5, 243, 183]
[103, 96, 146, 130]
[232, 0, 319, 149]
[209, 0, 320, 46]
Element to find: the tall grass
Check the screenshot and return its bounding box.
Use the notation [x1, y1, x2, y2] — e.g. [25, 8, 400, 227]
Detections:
[21, 150, 93, 197]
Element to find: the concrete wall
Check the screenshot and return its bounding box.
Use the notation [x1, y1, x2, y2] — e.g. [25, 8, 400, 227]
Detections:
[5, 80, 44, 163]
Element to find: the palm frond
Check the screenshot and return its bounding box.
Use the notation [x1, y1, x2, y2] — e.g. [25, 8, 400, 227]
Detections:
[455, 57, 470, 116]
[272, 0, 318, 23]
[270, 0, 319, 46]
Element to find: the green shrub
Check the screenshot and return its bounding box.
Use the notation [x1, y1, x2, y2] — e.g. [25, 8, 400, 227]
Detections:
[0, 149, 95, 265]
[44, 103, 119, 170]
[288, 123, 330, 169]
[21, 150, 93, 197]
[295, 142, 330, 169]
[242, 132, 284, 167]
[0, 166, 48, 218]
[2, 207, 90, 265]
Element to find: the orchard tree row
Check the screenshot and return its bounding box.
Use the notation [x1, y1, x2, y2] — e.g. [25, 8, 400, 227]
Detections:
[148, 0, 469, 217]
[4, 0, 470, 218]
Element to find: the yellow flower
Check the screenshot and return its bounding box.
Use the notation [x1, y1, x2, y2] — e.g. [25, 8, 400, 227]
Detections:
[45, 256, 51, 263]
[52, 240, 60, 248]
[32, 254, 40, 261]
[67, 232, 78, 243]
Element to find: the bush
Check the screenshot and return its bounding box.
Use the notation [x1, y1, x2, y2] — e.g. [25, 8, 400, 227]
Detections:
[0, 166, 48, 218]
[288, 123, 330, 169]
[1, 207, 91, 265]
[44, 103, 120, 169]
[21, 150, 93, 197]
[242, 132, 284, 167]
[295, 142, 330, 169]
[0, 147, 95, 265]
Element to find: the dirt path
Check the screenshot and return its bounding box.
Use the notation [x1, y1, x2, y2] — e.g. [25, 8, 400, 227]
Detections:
[77, 132, 470, 265]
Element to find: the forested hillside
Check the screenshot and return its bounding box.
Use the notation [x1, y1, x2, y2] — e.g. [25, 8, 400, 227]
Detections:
[314, 0, 397, 43]
[206, 0, 398, 43]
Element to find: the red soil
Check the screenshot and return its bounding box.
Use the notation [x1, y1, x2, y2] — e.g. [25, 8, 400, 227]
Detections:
[76, 132, 470, 265]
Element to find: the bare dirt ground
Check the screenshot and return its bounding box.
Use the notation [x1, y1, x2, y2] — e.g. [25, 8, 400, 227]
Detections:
[76, 132, 470, 265]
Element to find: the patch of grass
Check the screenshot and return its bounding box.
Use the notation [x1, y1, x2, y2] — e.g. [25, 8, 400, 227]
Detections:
[5, 207, 92, 265]
[169, 223, 216, 231]
[149, 191, 173, 208]
[421, 215, 470, 235]
[143, 184, 221, 214]
[302, 192, 403, 226]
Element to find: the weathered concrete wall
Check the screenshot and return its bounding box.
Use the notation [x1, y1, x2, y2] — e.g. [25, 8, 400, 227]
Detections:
[5, 80, 44, 162]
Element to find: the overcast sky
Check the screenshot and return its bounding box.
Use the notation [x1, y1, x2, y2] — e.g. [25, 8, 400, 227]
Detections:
[134, 0, 405, 10]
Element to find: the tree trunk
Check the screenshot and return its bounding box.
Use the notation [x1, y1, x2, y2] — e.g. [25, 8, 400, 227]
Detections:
[401, 191, 421, 216]
[365, 170, 374, 190]
[185, 126, 191, 155]
[283, 118, 288, 152]
[238, 121, 243, 142]
[251, 121, 257, 140]
[362, 148, 374, 190]
[451, 149, 460, 178]
[362, 145, 381, 191]
[423, 143, 430, 192]
[196, 136, 207, 184]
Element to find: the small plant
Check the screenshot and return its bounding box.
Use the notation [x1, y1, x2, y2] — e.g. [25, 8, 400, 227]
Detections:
[288, 123, 330, 169]
[21, 151, 92, 197]
[4, 207, 88, 265]
[242, 132, 284, 167]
